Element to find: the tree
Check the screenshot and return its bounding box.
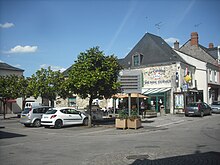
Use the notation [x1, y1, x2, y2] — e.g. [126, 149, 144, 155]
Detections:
[17, 76, 36, 111]
[67, 46, 123, 127]
[30, 67, 70, 106]
[0, 75, 21, 119]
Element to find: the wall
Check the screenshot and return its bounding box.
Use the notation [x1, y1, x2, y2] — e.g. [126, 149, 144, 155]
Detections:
[175, 50, 208, 102]
[0, 70, 23, 76]
[142, 64, 176, 88]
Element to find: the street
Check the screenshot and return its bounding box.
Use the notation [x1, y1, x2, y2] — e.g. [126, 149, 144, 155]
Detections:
[0, 114, 220, 165]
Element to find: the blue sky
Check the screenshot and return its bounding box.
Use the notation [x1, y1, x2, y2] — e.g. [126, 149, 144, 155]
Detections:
[0, 0, 219, 77]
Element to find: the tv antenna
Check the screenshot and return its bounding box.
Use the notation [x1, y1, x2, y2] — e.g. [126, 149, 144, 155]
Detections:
[194, 23, 202, 28]
[145, 16, 148, 33]
[155, 22, 163, 35]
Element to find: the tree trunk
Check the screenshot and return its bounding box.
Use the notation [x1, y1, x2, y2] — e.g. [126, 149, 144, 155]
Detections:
[88, 97, 93, 127]
[3, 100, 6, 119]
[22, 98, 26, 111]
[50, 99, 55, 107]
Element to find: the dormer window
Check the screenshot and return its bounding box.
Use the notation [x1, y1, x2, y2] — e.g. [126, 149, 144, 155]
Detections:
[132, 53, 143, 66]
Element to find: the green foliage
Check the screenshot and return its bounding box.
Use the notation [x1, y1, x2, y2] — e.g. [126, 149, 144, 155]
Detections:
[118, 110, 128, 119]
[67, 46, 122, 127]
[67, 46, 123, 100]
[129, 110, 140, 121]
[30, 67, 71, 101]
[0, 75, 21, 100]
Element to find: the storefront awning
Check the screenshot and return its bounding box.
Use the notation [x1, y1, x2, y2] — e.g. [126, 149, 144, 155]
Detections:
[143, 88, 171, 95]
[6, 99, 16, 103]
[112, 93, 149, 98]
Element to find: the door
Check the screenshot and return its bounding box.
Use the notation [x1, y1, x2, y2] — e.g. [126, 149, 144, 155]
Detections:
[66, 109, 83, 124]
[60, 109, 73, 125]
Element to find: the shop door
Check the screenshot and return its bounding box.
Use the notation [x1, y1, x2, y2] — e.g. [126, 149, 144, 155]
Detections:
[149, 95, 165, 112]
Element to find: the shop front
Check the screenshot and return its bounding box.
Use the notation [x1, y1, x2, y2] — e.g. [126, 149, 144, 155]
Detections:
[141, 64, 176, 114]
[174, 90, 203, 113]
[143, 88, 171, 113]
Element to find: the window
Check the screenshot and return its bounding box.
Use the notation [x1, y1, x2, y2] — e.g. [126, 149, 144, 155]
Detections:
[23, 108, 31, 114]
[67, 109, 79, 114]
[133, 55, 139, 66]
[33, 108, 39, 113]
[68, 97, 76, 107]
[60, 109, 68, 114]
[132, 53, 143, 66]
[214, 71, 217, 82]
[46, 109, 57, 114]
[209, 70, 212, 82]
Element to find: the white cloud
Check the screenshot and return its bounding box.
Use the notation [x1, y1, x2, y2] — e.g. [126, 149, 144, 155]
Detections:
[7, 45, 38, 54]
[40, 64, 66, 72]
[0, 22, 14, 28]
[164, 37, 180, 45]
[14, 64, 21, 68]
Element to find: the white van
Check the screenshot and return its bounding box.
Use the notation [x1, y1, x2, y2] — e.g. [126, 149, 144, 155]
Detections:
[25, 102, 41, 108]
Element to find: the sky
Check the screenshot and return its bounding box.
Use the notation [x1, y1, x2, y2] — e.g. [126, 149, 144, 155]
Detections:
[0, 0, 219, 77]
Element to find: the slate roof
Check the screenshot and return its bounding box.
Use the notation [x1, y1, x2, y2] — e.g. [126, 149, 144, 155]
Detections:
[179, 40, 218, 67]
[0, 62, 24, 72]
[202, 46, 219, 60]
[119, 33, 187, 68]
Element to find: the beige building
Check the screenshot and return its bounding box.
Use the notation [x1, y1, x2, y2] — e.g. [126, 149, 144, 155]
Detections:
[0, 62, 24, 114]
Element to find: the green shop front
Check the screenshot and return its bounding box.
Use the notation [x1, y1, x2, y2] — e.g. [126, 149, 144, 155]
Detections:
[143, 88, 171, 113]
[142, 65, 175, 114]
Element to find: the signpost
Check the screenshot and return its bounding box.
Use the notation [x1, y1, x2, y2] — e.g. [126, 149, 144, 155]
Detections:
[118, 70, 142, 116]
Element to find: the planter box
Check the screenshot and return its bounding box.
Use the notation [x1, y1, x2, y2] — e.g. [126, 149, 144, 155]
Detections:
[115, 118, 127, 129]
[144, 110, 157, 118]
[127, 118, 141, 129]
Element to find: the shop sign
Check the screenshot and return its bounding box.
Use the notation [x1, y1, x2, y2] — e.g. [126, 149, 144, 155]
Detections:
[143, 65, 173, 87]
[182, 84, 188, 92]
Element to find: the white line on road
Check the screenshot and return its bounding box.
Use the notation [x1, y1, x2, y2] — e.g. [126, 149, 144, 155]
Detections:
[156, 119, 185, 128]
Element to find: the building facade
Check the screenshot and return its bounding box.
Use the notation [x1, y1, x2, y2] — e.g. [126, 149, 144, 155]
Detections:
[118, 33, 195, 114]
[0, 62, 24, 114]
[178, 32, 220, 105]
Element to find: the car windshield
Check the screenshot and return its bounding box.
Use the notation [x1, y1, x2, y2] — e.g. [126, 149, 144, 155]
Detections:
[212, 102, 220, 105]
[22, 108, 31, 114]
[45, 109, 57, 114]
[187, 103, 198, 107]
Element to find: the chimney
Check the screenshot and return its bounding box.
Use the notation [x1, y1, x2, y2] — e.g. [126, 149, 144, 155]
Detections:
[191, 32, 199, 47]
[174, 41, 179, 50]
[209, 43, 214, 48]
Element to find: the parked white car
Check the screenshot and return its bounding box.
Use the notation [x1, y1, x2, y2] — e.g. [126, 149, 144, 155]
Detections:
[41, 107, 88, 128]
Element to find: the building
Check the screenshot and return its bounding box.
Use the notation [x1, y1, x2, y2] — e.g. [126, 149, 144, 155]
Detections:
[0, 62, 24, 114]
[178, 32, 220, 104]
[118, 33, 195, 114]
[0, 62, 24, 76]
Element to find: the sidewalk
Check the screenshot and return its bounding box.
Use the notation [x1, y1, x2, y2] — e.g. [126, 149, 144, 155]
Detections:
[0, 114, 19, 128]
[141, 113, 185, 128]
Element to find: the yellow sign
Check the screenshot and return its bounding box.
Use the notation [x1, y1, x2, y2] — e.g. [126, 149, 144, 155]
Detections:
[184, 75, 191, 83]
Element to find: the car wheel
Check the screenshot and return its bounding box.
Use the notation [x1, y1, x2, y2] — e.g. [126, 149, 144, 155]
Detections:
[33, 119, 41, 127]
[185, 114, 189, 117]
[54, 120, 62, 129]
[209, 110, 212, 115]
[200, 111, 204, 117]
[83, 118, 88, 126]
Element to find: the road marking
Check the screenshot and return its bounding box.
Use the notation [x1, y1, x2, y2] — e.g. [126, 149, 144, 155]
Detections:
[156, 119, 185, 128]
